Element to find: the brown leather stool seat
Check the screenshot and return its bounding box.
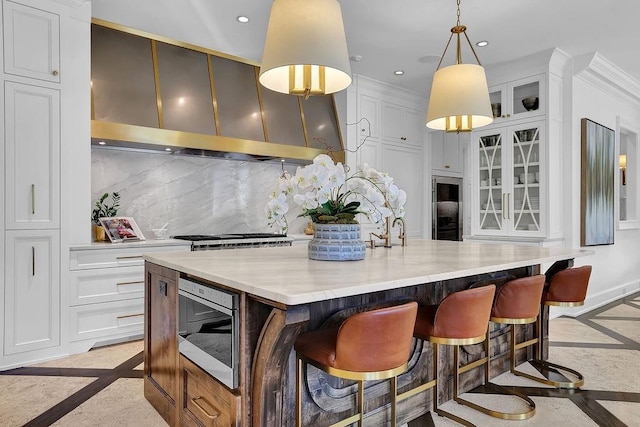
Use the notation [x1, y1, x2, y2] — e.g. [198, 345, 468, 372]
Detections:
[412, 285, 497, 427]
[507, 265, 592, 389]
[295, 301, 418, 427]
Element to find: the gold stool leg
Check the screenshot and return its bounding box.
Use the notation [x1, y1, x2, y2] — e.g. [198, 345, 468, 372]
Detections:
[431, 343, 476, 427]
[453, 332, 536, 421]
[358, 379, 364, 427]
[390, 376, 397, 427]
[511, 317, 585, 389]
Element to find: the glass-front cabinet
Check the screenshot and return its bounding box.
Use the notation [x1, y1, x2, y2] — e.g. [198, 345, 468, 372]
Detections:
[473, 120, 545, 237]
[489, 74, 544, 124]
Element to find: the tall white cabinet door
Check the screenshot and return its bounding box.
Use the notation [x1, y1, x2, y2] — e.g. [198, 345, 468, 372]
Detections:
[4, 230, 60, 355]
[5, 81, 60, 229]
[2, 0, 61, 83]
[382, 145, 423, 237]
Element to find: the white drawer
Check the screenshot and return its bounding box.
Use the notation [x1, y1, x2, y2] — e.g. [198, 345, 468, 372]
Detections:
[70, 245, 189, 270]
[69, 298, 145, 342]
[69, 266, 144, 306]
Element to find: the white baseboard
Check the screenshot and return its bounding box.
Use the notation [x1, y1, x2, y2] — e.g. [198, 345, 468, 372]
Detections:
[551, 279, 640, 318]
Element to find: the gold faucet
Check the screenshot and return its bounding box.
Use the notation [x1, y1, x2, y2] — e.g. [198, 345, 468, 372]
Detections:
[393, 217, 407, 246]
[369, 217, 392, 248]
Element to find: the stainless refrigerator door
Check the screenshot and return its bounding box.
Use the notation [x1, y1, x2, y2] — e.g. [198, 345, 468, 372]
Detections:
[432, 177, 463, 241]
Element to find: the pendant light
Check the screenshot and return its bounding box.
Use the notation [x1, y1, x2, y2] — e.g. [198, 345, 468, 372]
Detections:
[426, 0, 493, 132]
[259, 0, 352, 100]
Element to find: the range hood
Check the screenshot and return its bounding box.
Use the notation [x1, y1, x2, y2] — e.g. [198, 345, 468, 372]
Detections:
[90, 20, 345, 164]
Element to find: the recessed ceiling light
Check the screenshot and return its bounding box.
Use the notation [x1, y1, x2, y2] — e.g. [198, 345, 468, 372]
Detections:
[98, 141, 106, 145]
[394, 70, 404, 76]
[350, 55, 363, 62]
[476, 41, 489, 47]
[165, 147, 172, 152]
[237, 16, 250, 23]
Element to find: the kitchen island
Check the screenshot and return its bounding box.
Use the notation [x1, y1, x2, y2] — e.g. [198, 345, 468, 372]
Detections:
[143, 240, 590, 426]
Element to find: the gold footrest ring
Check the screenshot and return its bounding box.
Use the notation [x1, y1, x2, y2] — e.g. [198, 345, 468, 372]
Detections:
[513, 359, 584, 389]
[454, 382, 535, 420]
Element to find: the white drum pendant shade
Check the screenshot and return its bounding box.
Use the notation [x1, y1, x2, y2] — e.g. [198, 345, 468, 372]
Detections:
[426, 63, 493, 131]
[259, 0, 352, 96]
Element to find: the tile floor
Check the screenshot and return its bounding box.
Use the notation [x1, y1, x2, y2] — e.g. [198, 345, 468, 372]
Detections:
[1, 292, 639, 426]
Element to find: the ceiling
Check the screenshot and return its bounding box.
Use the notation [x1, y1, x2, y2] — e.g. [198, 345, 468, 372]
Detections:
[90, 0, 640, 96]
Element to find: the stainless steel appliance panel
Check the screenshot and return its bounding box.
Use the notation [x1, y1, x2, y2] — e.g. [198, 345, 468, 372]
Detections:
[178, 277, 239, 389]
[432, 176, 463, 241]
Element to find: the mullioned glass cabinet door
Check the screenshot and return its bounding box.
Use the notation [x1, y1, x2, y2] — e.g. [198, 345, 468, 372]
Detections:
[477, 131, 506, 233]
[511, 124, 542, 234]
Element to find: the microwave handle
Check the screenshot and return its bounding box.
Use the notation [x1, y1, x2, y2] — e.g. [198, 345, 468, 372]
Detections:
[178, 289, 234, 316]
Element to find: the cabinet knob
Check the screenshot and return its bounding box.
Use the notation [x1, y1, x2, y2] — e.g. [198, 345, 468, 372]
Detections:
[52, 70, 59, 76]
[401, 136, 407, 141]
[445, 165, 450, 169]
[506, 114, 511, 117]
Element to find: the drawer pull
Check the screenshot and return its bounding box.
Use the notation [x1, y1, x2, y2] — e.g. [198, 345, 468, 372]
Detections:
[116, 313, 143, 320]
[116, 281, 145, 286]
[191, 396, 219, 419]
[116, 255, 144, 260]
[31, 184, 35, 214]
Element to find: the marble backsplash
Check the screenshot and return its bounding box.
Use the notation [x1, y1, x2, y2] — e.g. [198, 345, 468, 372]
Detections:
[91, 147, 306, 238]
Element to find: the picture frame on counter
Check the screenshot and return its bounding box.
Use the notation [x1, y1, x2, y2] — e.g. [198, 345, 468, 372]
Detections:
[99, 216, 145, 242]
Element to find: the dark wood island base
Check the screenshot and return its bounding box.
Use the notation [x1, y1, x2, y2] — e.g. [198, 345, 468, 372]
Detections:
[142, 241, 589, 426]
[143, 260, 570, 426]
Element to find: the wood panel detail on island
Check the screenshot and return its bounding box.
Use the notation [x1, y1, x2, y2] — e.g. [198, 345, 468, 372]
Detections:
[143, 240, 591, 426]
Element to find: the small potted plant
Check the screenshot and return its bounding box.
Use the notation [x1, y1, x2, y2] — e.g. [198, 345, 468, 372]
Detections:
[92, 192, 120, 241]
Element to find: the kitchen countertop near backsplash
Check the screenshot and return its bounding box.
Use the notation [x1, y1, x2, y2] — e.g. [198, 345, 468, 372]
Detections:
[91, 148, 306, 237]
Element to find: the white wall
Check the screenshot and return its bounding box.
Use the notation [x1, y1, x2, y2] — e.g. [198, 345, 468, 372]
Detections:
[562, 59, 640, 315]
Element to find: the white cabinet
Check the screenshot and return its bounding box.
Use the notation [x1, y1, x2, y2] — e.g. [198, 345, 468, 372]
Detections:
[472, 121, 545, 237]
[431, 131, 465, 176]
[2, 0, 60, 83]
[381, 144, 424, 237]
[4, 81, 60, 229]
[4, 230, 60, 354]
[489, 74, 545, 124]
[68, 243, 190, 347]
[351, 76, 426, 238]
[358, 92, 381, 141]
[381, 101, 422, 145]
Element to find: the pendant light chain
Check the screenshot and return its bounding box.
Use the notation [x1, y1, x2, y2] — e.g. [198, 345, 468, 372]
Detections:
[456, 0, 461, 27]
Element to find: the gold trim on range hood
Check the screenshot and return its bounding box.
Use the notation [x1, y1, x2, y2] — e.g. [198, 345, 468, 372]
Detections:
[91, 121, 344, 164]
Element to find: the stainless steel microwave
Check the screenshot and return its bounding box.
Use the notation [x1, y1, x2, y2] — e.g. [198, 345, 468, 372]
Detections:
[178, 277, 240, 389]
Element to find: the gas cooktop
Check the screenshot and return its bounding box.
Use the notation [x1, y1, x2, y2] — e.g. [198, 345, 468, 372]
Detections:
[173, 233, 287, 241]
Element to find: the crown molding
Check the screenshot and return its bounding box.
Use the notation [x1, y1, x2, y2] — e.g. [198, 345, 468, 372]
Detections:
[574, 52, 640, 105]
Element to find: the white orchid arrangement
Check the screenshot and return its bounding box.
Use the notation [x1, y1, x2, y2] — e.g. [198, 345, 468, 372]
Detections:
[266, 154, 406, 232]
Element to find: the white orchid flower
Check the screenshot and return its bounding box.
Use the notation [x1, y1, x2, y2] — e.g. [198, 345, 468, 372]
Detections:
[293, 192, 319, 210]
[312, 154, 334, 168]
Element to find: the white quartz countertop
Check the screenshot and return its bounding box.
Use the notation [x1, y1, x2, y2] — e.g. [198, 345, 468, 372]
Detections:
[144, 239, 592, 306]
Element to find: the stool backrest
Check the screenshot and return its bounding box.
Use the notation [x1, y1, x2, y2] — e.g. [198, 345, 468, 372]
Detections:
[493, 275, 545, 320]
[433, 285, 496, 339]
[546, 265, 592, 304]
[335, 301, 418, 372]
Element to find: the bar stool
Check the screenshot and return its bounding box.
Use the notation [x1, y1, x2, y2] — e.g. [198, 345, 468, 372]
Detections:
[294, 301, 418, 427]
[413, 285, 496, 427]
[509, 265, 592, 389]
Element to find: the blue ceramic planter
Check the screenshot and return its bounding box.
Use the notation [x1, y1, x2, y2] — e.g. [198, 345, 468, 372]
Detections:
[308, 223, 366, 261]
